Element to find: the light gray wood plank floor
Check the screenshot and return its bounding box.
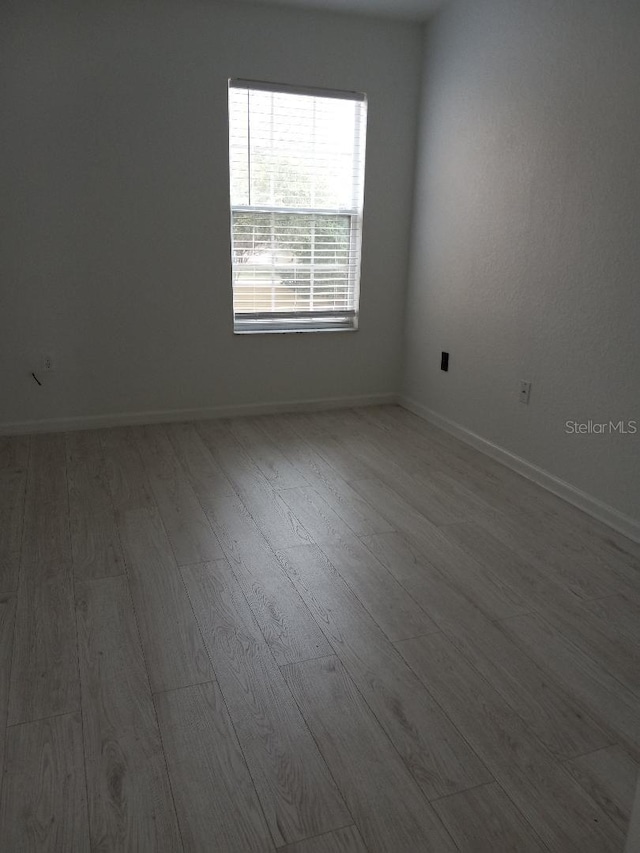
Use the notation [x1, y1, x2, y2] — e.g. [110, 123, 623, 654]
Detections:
[75, 576, 182, 851]
[0, 405, 638, 850]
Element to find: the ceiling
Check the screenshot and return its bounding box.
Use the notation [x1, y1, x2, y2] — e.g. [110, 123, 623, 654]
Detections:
[236, 0, 446, 22]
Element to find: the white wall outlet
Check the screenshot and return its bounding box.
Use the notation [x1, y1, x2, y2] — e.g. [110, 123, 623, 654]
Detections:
[519, 380, 532, 404]
[42, 353, 55, 372]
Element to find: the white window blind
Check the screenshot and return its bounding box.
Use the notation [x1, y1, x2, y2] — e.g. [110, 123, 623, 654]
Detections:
[228, 80, 367, 333]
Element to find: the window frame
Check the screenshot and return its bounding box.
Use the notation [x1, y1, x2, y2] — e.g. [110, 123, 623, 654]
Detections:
[228, 79, 367, 335]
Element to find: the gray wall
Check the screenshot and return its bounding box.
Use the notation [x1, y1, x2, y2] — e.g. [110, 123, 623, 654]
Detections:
[404, 0, 640, 522]
[0, 0, 422, 427]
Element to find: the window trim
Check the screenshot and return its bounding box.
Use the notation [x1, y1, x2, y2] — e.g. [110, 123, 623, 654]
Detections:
[228, 79, 367, 335]
[230, 78, 366, 103]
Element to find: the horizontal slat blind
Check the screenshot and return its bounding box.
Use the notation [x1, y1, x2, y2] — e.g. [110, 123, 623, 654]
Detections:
[228, 81, 367, 332]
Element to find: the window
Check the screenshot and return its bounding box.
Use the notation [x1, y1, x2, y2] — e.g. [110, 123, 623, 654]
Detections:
[228, 79, 367, 333]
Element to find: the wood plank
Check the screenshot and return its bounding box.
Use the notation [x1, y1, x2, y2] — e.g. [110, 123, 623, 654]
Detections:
[528, 507, 640, 587]
[541, 603, 640, 696]
[155, 681, 273, 852]
[295, 473, 394, 538]
[0, 595, 16, 711]
[70, 510, 125, 580]
[357, 407, 538, 518]
[277, 486, 359, 546]
[339, 419, 504, 527]
[363, 406, 473, 454]
[419, 522, 636, 738]
[0, 438, 28, 593]
[20, 499, 72, 569]
[278, 488, 436, 641]
[533, 500, 640, 571]
[117, 508, 214, 693]
[564, 745, 639, 833]
[170, 425, 330, 666]
[0, 434, 30, 471]
[256, 415, 393, 537]
[227, 417, 307, 489]
[9, 564, 78, 725]
[280, 826, 367, 853]
[477, 511, 619, 600]
[212, 498, 331, 665]
[302, 408, 370, 437]
[66, 432, 124, 581]
[25, 433, 67, 510]
[499, 613, 640, 759]
[337, 433, 436, 492]
[300, 475, 394, 536]
[164, 421, 238, 501]
[363, 407, 510, 483]
[626, 774, 640, 853]
[100, 427, 156, 514]
[516, 509, 640, 603]
[0, 713, 89, 851]
[133, 424, 223, 565]
[364, 531, 610, 759]
[0, 468, 28, 559]
[581, 594, 640, 645]
[335, 475, 420, 532]
[396, 632, 624, 852]
[281, 411, 335, 441]
[76, 576, 182, 851]
[432, 783, 546, 852]
[444, 522, 640, 694]
[196, 421, 310, 551]
[364, 529, 525, 625]
[319, 537, 437, 642]
[182, 559, 350, 848]
[66, 430, 113, 518]
[0, 719, 7, 812]
[353, 485, 528, 619]
[0, 595, 16, 806]
[589, 525, 640, 568]
[278, 543, 491, 800]
[0, 551, 20, 595]
[308, 434, 376, 482]
[442, 520, 577, 613]
[8, 436, 78, 726]
[282, 655, 456, 853]
[340, 435, 480, 526]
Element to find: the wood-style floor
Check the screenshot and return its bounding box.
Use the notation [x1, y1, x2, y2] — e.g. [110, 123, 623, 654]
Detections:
[0, 405, 639, 852]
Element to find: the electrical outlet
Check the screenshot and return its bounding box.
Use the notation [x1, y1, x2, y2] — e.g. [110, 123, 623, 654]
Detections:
[519, 380, 532, 405]
[42, 353, 55, 372]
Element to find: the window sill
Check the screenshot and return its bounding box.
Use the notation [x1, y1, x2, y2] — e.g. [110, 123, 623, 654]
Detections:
[234, 325, 358, 335]
[233, 314, 358, 334]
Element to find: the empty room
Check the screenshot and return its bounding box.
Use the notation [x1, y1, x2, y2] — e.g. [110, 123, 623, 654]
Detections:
[1, 0, 639, 850]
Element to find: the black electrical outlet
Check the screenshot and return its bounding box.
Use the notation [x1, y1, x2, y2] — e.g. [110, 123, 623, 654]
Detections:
[441, 351, 449, 371]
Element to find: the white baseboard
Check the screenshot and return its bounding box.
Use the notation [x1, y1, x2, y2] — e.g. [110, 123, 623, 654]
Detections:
[400, 396, 640, 544]
[0, 392, 398, 437]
